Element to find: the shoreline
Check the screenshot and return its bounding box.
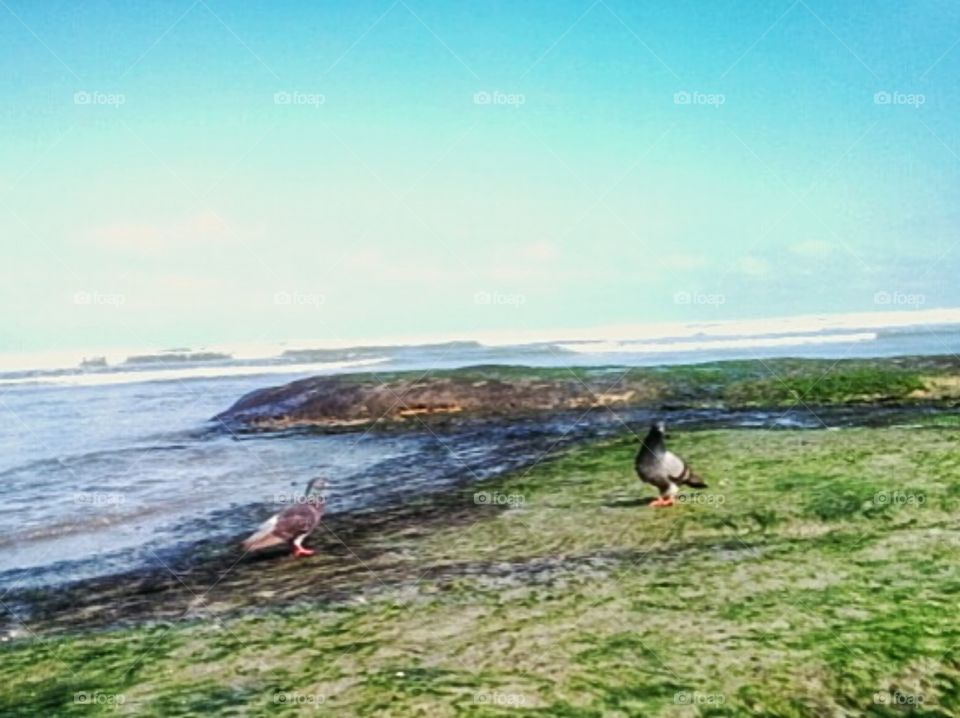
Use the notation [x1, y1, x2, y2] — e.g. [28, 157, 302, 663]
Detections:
[5, 306, 960, 375]
[2, 483, 502, 637]
[7, 352, 960, 630]
[4, 399, 958, 639]
[5, 355, 960, 715]
[4, 419, 960, 715]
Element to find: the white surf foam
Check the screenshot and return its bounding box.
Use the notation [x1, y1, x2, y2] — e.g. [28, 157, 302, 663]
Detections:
[0, 357, 390, 387]
[556, 332, 878, 355]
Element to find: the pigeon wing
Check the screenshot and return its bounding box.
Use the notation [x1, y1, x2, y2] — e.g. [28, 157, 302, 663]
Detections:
[242, 514, 285, 551]
[272, 504, 320, 541]
[661, 451, 688, 481]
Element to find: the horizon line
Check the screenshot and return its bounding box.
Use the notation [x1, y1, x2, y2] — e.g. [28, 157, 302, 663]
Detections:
[2, 306, 960, 374]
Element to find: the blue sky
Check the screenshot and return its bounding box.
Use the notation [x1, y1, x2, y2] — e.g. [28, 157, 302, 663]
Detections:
[1, 0, 958, 354]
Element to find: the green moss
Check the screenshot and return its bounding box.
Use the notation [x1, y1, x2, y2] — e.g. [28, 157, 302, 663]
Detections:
[5, 424, 960, 716]
[724, 367, 926, 405]
[0, 627, 184, 716]
[294, 355, 960, 414]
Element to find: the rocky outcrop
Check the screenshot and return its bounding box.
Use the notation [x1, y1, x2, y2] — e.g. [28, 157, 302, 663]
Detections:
[213, 369, 661, 431]
[213, 357, 960, 432]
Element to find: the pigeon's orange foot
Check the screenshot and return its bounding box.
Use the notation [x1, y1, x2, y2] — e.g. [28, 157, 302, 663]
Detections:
[651, 496, 676, 508]
[292, 545, 315, 557]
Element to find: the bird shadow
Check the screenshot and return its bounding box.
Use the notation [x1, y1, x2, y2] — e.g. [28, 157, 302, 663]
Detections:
[603, 496, 657, 508]
[243, 548, 291, 563]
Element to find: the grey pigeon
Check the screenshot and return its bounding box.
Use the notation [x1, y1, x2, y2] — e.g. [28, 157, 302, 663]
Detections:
[242, 478, 327, 557]
[634, 421, 706, 507]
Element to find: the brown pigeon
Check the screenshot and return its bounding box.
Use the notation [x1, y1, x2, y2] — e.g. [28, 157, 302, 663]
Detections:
[635, 421, 706, 507]
[242, 478, 327, 557]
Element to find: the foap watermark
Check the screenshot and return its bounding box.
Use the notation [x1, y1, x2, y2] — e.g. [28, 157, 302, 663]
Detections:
[74, 492, 125, 507]
[674, 90, 725, 108]
[873, 290, 925, 308]
[873, 690, 924, 706]
[74, 692, 126, 706]
[674, 691, 725, 706]
[273, 692, 326, 706]
[474, 491, 525, 508]
[74, 90, 126, 108]
[677, 493, 725, 506]
[274, 290, 325, 308]
[272, 492, 319, 505]
[673, 290, 725, 306]
[73, 291, 126, 308]
[474, 291, 526, 307]
[473, 90, 525, 107]
[874, 491, 926, 507]
[874, 90, 925, 108]
[473, 691, 526, 707]
[274, 90, 326, 108]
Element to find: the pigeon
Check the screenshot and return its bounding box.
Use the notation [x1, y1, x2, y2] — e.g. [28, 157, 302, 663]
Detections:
[242, 478, 327, 557]
[634, 421, 706, 507]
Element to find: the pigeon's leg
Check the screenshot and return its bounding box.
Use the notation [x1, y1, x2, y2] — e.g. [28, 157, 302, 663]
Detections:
[650, 496, 676, 508]
[651, 484, 678, 508]
[291, 534, 315, 557]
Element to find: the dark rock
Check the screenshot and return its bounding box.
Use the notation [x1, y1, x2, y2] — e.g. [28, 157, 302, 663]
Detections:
[213, 368, 660, 431]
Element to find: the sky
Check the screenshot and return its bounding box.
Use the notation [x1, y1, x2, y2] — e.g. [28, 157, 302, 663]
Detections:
[1, 0, 959, 356]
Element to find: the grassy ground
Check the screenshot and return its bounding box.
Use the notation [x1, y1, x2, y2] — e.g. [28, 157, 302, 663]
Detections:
[4, 423, 960, 716]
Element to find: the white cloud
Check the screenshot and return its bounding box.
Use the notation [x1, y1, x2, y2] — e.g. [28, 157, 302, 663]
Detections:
[790, 240, 834, 257]
[657, 253, 707, 271]
[90, 211, 230, 252]
[735, 255, 772, 278]
[518, 240, 559, 262]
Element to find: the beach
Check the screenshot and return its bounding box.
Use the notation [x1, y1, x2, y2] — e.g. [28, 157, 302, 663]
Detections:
[5, 0, 957, 711]
[3, 321, 960, 590]
[3, 341, 960, 715]
[3, 412, 960, 715]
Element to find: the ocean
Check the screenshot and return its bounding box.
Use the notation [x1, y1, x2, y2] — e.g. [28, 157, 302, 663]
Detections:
[1, 310, 959, 592]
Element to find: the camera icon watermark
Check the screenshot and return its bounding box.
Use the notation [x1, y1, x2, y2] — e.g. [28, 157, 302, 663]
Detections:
[274, 90, 326, 108]
[873, 290, 925, 308]
[874, 90, 925, 108]
[674, 691, 725, 706]
[474, 491, 525, 508]
[873, 491, 925, 507]
[677, 493, 725, 506]
[74, 692, 126, 706]
[473, 691, 526, 707]
[273, 290, 325, 308]
[473, 90, 525, 107]
[74, 90, 126, 108]
[673, 90, 725, 108]
[273, 692, 326, 706]
[73, 291, 126, 308]
[873, 690, 924, 705]
[473, 290, 526, 307]
[673, 290, 726, 306]
[74, 492, 125, 507]
[272, 492, 322, 505]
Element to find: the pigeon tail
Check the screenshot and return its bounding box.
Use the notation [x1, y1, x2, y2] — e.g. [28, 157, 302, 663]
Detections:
[242, 533, 285, 552]
[242, 515, 284, 551]
[678, 464, 707, 488]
